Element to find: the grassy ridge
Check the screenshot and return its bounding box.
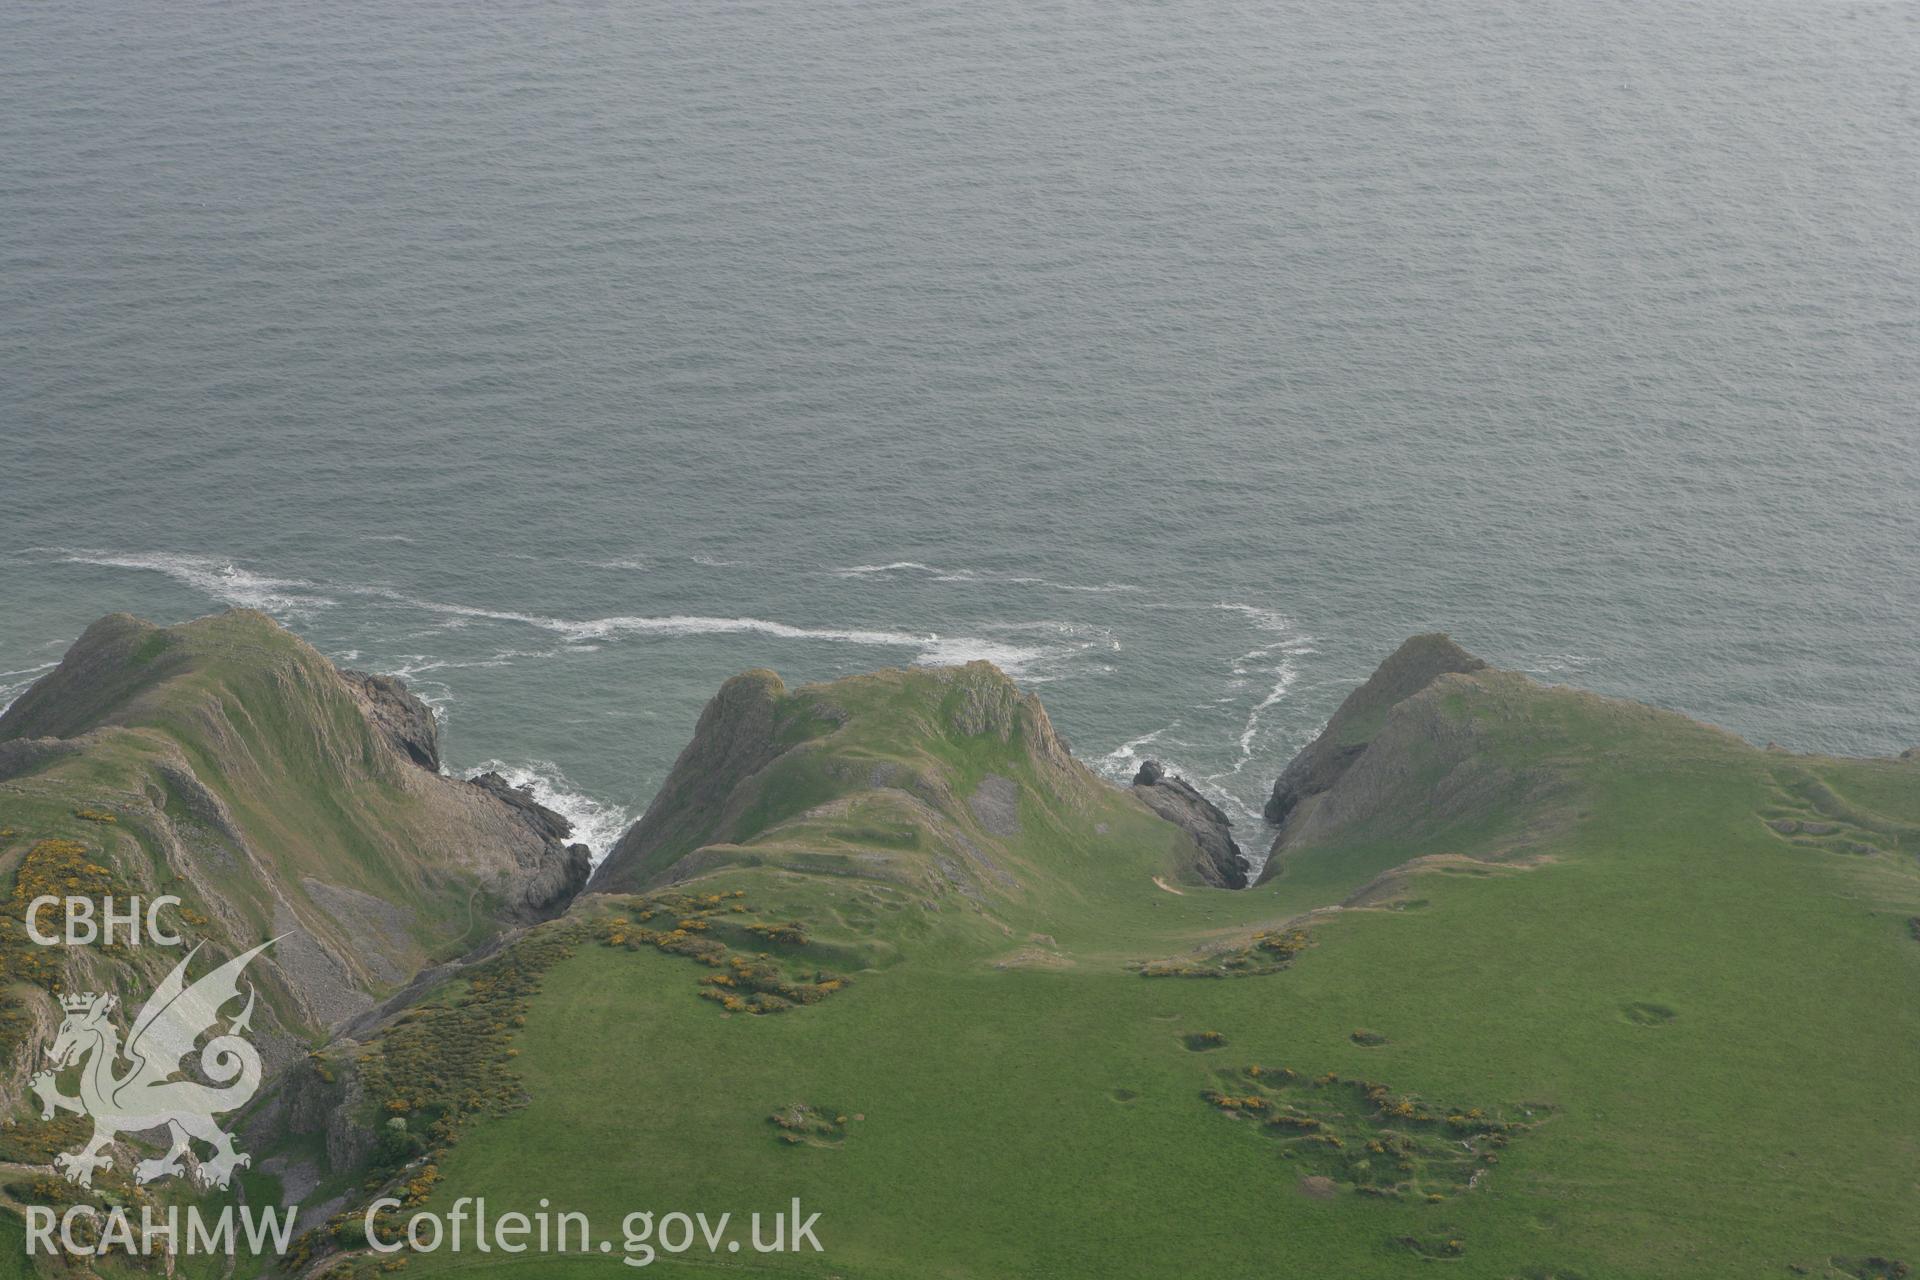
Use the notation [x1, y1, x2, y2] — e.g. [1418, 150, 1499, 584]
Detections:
[0, 611, 589, 1037]
[8, 625, 1914, 1277]
[1, 612, 507, 987]
[0, 611, 595, 1277]
[311, 659, 1920, 1279]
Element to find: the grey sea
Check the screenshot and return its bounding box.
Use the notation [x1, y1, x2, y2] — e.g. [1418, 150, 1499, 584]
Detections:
[2, 0, 1915, 856]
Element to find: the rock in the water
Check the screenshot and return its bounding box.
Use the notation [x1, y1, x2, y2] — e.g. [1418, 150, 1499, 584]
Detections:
[1131, 759, 1247, 889]
[470, 770, 571, 842]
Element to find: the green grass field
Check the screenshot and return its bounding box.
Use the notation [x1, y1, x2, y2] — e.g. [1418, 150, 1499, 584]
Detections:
[332, 663, 1920, 1279]
[6, 626, 1916, 1278]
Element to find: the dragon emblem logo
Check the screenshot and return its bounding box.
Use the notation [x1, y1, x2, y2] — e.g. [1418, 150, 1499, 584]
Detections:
[28, 939, 273, 1190]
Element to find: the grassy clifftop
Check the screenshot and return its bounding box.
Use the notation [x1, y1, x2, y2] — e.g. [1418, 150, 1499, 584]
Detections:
[277, 639, 1920, 1280]
[10, 619, 1913, 1278]
[591, 659, 1216, 909]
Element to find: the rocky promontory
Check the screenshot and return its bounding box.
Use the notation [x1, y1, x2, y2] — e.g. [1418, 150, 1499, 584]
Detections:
[1264, 632, 1486, 828]
[0, 609, 595, 1077]
[1130, 760, 1247, 889]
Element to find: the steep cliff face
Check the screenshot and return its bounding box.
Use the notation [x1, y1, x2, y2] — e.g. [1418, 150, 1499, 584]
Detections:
[1254, 636, 1580, 886]
[339, 668, 442, 772]
[0, 610, 589, 1093]
[590, 669, 792, 893]
[1263, 633, 1487, 828]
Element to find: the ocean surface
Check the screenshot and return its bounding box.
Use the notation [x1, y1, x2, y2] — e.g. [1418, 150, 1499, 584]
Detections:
[2, 0, 1916, 861]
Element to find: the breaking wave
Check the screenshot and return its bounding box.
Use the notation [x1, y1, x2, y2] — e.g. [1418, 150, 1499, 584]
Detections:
[379, 597, 1087, 679]
[828, 561, 1140, 594]
[33, 547, 1097, 680]
[0, 661, 58, 719]
[43, 549, 336, 618]
[465, 759, 633, 868]
[1099, 726, 1170, 782]
[1213, 602, 1316, 780]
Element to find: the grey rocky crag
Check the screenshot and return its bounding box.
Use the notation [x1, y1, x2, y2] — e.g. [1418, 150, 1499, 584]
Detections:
[1264, 633, 1486, 828]
[1256, 633, 1526, 886]
[344, 667, 591, 901]
[340, 668, 442, 771]
[468, 770, 593, 908]
[1130, 760, 1247, 889]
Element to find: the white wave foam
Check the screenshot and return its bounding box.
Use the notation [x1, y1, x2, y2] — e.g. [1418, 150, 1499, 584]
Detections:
[415, 688, 454, 726]
[40, 548, 1096, 683]
[387, 597, 1070, 675]
[831, 561, 941, 577]
[1234, 665, 1301, 762]
[828, 561, 1139, 594]
[1095, 728, 1267, 830]
[384, 648, 561, 679]
[550, 614, 931, 647]
[466, 760, 632, 868]
[0, 666, 55, 718]
[381, 650, 571, 726]
[1005, 577, 1142, 594]
[1074, 603, 1317, 839]
[912, 636, 1049, 673]
[1214, 602, 1294, 634]
[1100, 725, 1170, 780]
[524, 618, 1059, 679]
[44, 549, 336, 618]
[1207, 603, 1317, 784]
[586, 557, 648, 571]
